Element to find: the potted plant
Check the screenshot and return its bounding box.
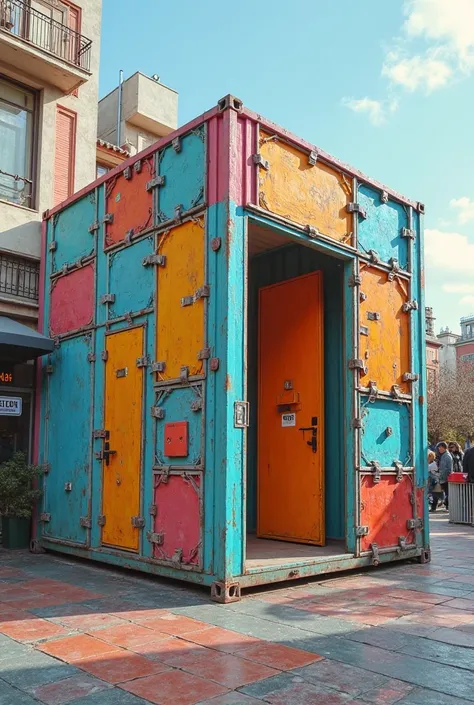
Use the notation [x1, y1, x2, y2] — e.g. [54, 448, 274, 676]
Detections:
[0, 452, 43, 550]
[0, 2, 15, 31]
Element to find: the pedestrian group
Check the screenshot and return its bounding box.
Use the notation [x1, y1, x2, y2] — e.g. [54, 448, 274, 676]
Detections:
[428, 441, 474, 512]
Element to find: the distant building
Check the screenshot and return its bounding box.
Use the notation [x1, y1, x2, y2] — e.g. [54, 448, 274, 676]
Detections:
[437, 327, 460, 374]
[456, 314, 474, 367]
[425, 307, 442, 390]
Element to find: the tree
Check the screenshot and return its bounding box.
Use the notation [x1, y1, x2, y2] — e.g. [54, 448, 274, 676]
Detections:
[427, 364, 474, 444]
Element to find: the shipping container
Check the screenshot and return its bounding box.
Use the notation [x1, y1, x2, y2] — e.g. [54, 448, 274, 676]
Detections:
[35, 95, 429, 602]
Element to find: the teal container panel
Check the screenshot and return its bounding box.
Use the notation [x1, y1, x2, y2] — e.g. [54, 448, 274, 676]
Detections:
[247, 241, 344, 539]
[43, 334, 92, 544]
[52, 191, 96, 272]
[108, 236, 154, 319]
[154, 384, 203, 467]
[361, 398, 411, 467]
[357, 185, 409, 269]
[157, 126, 205, 223]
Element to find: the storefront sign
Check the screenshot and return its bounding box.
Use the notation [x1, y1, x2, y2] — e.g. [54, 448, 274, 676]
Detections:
[0, 397, 22, 416]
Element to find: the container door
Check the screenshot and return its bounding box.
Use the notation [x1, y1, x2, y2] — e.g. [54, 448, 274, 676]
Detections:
[102, 326, 143, 551]
[257, 272, 325, 545]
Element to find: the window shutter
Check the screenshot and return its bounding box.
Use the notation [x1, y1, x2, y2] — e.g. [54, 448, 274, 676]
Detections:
[53, 106, 76, 206]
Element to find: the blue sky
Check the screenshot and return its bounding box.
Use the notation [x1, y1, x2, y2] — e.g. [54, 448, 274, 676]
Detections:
[100, 0, 474, 334]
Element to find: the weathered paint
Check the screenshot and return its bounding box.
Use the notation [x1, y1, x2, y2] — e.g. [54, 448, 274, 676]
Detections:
[105, 156, 154, 247]
[102, 326, 144, 551]
[153, 471, 202, 566]
[42, 334, 93, 545]
[108, 236, 154, 319]
[360, 397, 411, 468]
[50, 264, 95, 337]
[157, 126, 206, 223]
[359, 266, 411, 393]
[357, 185, 409, 268]
[156, 218, 206, 382]
[51, 191, 96, 272]
[360, 474, 415, 551]
[258, 132, 353, 243]
[154, 384, 203, 467]
[258, 272, 325, 545]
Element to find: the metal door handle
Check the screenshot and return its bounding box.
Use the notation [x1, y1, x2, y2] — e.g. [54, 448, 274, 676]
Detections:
[103, 441, 116, 466]
[298, 426, 318, 453]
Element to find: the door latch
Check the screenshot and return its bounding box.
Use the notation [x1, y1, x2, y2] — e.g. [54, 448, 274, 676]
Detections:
[299, 417, 318, 453]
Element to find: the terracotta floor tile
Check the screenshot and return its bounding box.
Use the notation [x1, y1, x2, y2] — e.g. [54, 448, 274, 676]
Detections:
[92, 622, 163, 648]
[10, 594, 74, 610]
[237, 642, 323, 670]
[1, 616, 68, 642]
[58, 611, 128, 631]
[387, 589, 449, 604]
[78, 650, 170, 684]
[120, 670, 229, 705]
[29, 673, 110, 705]
[182, 626, 261, 653]
[132, 636, 209, 664]
[144, 614, 210, 636]
[114, 607, 172, 623]
[24, 579, 72, 593]
[179, 651, 279, 688]
[0, 586, 40, 602]
[38, 633, 122, 662]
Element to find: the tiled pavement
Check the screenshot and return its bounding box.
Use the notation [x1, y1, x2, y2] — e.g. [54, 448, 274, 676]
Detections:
[1, 515, 474, 703]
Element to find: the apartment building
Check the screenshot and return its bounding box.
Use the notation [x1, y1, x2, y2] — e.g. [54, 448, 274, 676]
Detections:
[456, 313, 474, 367]
[425, 307, 442, 391]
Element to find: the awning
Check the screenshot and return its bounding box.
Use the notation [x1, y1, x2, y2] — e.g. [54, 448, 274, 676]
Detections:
[0, 316, 55, 362]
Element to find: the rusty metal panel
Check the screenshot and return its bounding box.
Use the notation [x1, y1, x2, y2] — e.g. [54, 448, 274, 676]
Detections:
[157, 126, 206, 224]
[50, 264, 94, 336]
[361, 398, 411, 468]
[154, 384, 203, 467]
[153, 471, 202, 567]
[104, 156, 154, 247]
[357, 184, 409, 268]
[43, 334, 93, 545]
[360, 474, 415, 551]
[258, 131, 353, 243]
[359, 266, 411, 393]
[156, 218, 206, 381]
[108, 236, 154, 319]
[51, 191, 96, 272]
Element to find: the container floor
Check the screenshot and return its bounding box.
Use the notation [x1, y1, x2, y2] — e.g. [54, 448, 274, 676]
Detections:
[245, 534, 348, 569]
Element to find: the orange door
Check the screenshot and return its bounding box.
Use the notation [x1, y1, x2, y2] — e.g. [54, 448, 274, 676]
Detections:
[102, 326, 144, 551]
[257, 272, 325, 545]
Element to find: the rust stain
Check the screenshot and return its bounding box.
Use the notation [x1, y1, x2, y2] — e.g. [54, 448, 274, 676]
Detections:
[225, 374, 232, 392]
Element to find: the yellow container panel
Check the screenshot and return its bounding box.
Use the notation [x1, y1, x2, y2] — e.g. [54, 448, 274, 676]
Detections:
[359, 266, 411, 394]
[156, 218, 206, 381]
[259, 132, 353, 243]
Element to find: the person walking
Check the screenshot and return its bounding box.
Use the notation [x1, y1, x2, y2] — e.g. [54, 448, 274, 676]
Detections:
[437, 441, 453, 510]
[428, 450, 443, 512]
[449, 442, 464, 474]
[463, 444, 474, 483]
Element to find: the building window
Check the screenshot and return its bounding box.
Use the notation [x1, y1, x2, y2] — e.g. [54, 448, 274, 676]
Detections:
[53, 105, 77, 206]
[461, 353, 474, 362]
[96, 163, 109, 179]
[0, 77, 36, 208]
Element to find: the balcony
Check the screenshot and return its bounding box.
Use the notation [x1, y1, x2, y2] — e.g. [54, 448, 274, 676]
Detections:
[0, 0, 92, 93]
[0, 252, 39, 303]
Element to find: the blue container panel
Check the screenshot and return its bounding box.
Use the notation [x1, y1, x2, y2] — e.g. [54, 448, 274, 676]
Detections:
[43, 335, 92, 544]
[361, 398, 411, 468]
[52, 191, 96, 272]
[157, 127, 205, 223]
[108, 237, 154, 319]
[357, 185, 409, 269]
[154, 385, 203, 467]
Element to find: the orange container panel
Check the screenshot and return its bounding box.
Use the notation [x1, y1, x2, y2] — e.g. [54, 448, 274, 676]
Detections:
[105, 156, 154, 247]
[360, 474, 415, 552]
[156, 218, 206, 382]
[258, 132, 353, 243]
[359, 266, 411, 394]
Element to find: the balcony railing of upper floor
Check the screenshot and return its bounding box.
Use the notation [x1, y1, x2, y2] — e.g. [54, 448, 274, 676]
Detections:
[0, 0, 92, 71]
[0, 252, 39, 303]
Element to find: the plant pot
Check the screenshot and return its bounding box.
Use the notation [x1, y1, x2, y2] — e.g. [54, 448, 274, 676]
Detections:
[1, 515, 31, 550]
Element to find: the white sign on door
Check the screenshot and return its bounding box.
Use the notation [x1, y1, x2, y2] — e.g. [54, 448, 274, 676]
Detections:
[0, 397, 22, 416]
[281, 412, 296, 427]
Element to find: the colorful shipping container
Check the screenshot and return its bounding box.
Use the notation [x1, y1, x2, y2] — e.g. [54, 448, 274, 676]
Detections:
[36, 95, 428, 602]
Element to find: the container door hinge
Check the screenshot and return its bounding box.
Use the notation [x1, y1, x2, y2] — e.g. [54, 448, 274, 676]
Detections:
[402, 300, 418, 312]
[80, 516, 92, 529]
[101, 350, 108, 362]
[151, 406, 165, 419]
[252, 153, 270, 170]
[180, 366, 189, 382]
[147, 531, 164, 545]
[304, 225, 320, 238]
[368, 249, 380, 264]
[371, 543, 380, 566]
[149, 504, 157, 517]
[88, 221, 99, 233]
[97, 515, 106, 526]
[398, 536, 408, 551]
[346, 203, 367, 219]
[348, 274, 361, 287]
[352, 417, 362, 429]
[136, 356, 149, 368]
[360, 325, 369, 337]
[381, 190, 389, 203]
[131, 516, 145, 529]
[349, 359, 367, 374]
[87, 353, 96, 363]
[387, 258, 400, 280]
[172, 548, 183, 564]
[40, 513, 51, 523]
[143, 254, 166, 267]
[368, 380, 378, 401]
[93, 429, 109, 439]
[146, 176, 166, 191]
[407, 518, 423, 530]
[151, 361, 166, 373]
[190, 398, 203, 411]
[48, 240, 57, 251]
[308, 149, 319, 165]
[123, 166, 132, 180]
[181, 285, 210, 306]
[394, 461, 404, 482]
[369, 460, 382, 483]
[102, 213, 114, 224]
[367, 311, 380, 321]
[355, 525, 369, 537]
[197, 348, 211, 361]
[172, 136, 181, 152]
[391, 384, 402, 399]
[134, 159, 142, 174]
[402, 372, 419, 382]
[402, 227, 416, 239]
[100, 293, 115, 305]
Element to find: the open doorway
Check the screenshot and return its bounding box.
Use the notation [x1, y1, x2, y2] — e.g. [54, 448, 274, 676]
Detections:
[245, 220, 351, 570]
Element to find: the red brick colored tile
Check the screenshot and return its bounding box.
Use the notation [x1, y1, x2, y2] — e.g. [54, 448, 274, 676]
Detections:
[29, 674, 110, 705]
[182, 626, 260, 653]
[179, 651, 279, 688]
[144, 614, 210, 636]
[92, 622, 163, 648]
[78, 650, 170, 684]
[57, 611, 128, 631]
[0, 586, 40, 602]
[1, 616, 68, 642]
[23, 579, 71, 593]
[237, 642, 323, 670]
[358, 678, 414, 704]
[9, 594, 74, 610]
[386, 589, 449, 605]
[114, 607, 171, 623]
[121, 670, 228, 705]
[38, 634, 122, 662]
[132, 636, 209, 665]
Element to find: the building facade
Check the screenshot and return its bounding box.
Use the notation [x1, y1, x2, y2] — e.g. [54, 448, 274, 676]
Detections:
[437, 327, 459, 374]
[425, 307, 442, 390]
[456, 314, 474, 367]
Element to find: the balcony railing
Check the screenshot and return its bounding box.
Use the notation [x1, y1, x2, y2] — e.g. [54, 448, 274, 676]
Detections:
[0, 253, 39, 302]
[0, 0, 92, 71]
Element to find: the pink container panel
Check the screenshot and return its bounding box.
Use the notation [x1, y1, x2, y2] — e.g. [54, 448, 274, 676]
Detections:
[50, 264, 94, 336]
[153, 472, 202, 567]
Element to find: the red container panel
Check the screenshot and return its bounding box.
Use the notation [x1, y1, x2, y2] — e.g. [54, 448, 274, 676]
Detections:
[50, 264, 94, 336]
[105, 156, 154, 247]
[360, 474, 414, 551]
[153, 472, 201, 566]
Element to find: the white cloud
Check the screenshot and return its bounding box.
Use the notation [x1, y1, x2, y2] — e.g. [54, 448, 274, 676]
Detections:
[342, 97, 398, 126]
[425, 229, 474, 273]
[450, 197, 474, 224]
[382, 51, 452, 93]
[460, 295, 474, 307]
[443, 283, 474, 294]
